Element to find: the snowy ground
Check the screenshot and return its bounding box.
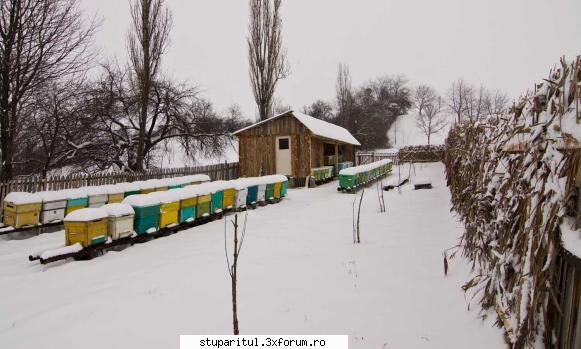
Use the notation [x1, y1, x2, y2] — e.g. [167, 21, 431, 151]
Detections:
[0, 163, 505, 349]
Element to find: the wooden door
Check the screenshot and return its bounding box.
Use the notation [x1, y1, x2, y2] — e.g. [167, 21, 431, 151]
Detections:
[276, 136, 292, 175]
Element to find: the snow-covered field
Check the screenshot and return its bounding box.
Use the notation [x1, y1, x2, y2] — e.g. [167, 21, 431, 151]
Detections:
[0, 163, 505, 349]
[387, 113, 456, 147]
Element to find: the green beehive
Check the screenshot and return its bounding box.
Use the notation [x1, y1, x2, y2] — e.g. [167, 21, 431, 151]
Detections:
[211, 190, 224, 214]
[177, 188, 197, 224]
[122, 195, 160, 235]
[196, 194, 211, 218]
[281, 181, 288, 197]
[265, 183, 275, 201]
[339, 174, 356, 190]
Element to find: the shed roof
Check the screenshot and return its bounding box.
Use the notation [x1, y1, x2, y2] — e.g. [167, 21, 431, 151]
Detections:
[233, 110, 361, 146]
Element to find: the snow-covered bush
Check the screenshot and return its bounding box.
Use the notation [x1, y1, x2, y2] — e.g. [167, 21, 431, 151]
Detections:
[444, 56, 581, 348]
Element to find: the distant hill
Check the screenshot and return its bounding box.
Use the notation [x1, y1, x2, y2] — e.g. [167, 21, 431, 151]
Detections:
[386, 112, 455, 147]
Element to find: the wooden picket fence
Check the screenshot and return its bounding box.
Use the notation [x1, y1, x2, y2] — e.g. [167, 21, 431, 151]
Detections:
[356, 145, 445, 166]
[356, 152, 400, 166]
[0, 162, 239, 210]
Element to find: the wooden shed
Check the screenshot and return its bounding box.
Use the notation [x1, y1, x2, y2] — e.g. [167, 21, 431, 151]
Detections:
[233, 110, 360, 184]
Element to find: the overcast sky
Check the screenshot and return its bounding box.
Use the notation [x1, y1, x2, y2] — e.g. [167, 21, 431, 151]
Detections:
[80, 0, 581, 119]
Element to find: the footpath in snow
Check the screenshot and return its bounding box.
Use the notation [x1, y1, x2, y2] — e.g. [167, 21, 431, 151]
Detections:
[0, 163, 505, 349]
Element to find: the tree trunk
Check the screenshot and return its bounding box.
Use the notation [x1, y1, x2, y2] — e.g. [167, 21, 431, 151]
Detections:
[232, 214, 239, 334]
[232, 269, 239, 334]
[0, 32, 14, 178]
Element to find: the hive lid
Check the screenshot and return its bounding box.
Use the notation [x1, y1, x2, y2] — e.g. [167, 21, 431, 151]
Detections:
[147, 191, 181, 204]
[82, 186, 108, 196]
[64, 208, 108, 222]
[101, 203, 135, 217]
[122, 194, 161, 207]
[339, 159, 392, 176]
[116, 182, 141, 192]
[4, 192, 42, 205]
[62, 188, 88, 200]
[36, 190, 68, 202]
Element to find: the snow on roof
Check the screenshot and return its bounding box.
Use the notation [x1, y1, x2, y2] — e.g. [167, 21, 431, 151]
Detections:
[64, 208, 108, 222]
[172, 188, 194, 201]
[233, 110, 361, 146]
[166, 177, 185, 186]
[184, 174, 211, 183]
[102, 184, 125, 195]
[142, 179, 162, 189]
[116, 182, 141, 192]
[82, 186, 108, 196]
[183, 184, 212, 196]
[148, 191, 181, 204]
[236, 175, 288, 186]
[122, 194, 161, 208]
[101, 203, 135, 217]
[339, 159, 392, 176]
[62, 188, 88, 200]
[4, 192, 42, 205]
[37, 191, 68, 202]
[205, 180, 241, 191]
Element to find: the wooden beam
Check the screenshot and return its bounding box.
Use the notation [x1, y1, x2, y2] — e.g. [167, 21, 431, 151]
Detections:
[335, 142, 339, 177]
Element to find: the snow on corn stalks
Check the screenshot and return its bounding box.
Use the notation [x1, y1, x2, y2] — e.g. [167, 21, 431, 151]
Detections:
[444, 56, 581, 348]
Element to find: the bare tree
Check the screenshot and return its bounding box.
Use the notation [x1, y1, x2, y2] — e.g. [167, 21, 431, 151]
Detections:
[447, 79, 472, 124]
[225, 214, 248, 335]
[127, 0, 173, 171]
[270, 96, 292, 116]
[82, 64, 228, 172]
[248, 0, 288, 121]
[303, 100, 334, 122]
[416, 97, 447, 145]
[413, 84, 438, 116]
[223, 104, 251, 132]
[337, 64, 352, 112]
[0, 0, 98, 178]
[352, 190, 364, 244]
[483, 89, 509, 116]
[463, 84, 487, 123]
[18, 78, 89, 177]
[336, 63, 353, 127]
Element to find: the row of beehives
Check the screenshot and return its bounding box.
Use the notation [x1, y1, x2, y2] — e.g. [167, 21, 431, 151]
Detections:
[62, 175, 289, 248]
[311, 161, 353, 183]
[2, 174, 212, 230]
[338, 159, 393, 192]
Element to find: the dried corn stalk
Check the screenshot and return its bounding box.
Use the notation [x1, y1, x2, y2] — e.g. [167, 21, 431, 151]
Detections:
[444, 56, 581, 348]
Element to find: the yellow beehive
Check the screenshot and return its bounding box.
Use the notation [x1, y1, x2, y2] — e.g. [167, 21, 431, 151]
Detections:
[108, 193, 125, 204]
[198, 194, 211, 205]
[181, 195, 198, 209]
[223, 188, 236, 209]
[65, 205, 85, 215]
[3, 192, 43, 228]
[104, 184, 125, 204]
[64, 208, 109, 247]
[159, 202, 179, 228]
[3, 199, 42, 228]
[274, 182, 282, 199]
[149, 191, 180, 228]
